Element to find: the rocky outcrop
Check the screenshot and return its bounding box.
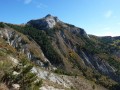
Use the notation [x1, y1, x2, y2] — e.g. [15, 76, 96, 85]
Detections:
[77, 50, 120, 82]
[27, 14, 61, 30]
[0, 28, 32, 59]
[32, 67, 106, 90]
[31, 67, 73, 88]
[0, 27, 53, 70]
[65, 24, 89, 38]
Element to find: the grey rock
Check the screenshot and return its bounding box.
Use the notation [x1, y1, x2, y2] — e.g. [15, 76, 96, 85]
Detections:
[27, 14, 60, 30]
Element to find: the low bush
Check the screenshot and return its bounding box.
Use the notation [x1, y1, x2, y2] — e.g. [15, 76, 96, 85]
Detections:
[1, 57, 42, 90]
[0, 22, 4, 28]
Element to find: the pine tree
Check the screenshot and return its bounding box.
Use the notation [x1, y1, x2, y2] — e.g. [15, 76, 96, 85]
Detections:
[2, 58, 42, 90]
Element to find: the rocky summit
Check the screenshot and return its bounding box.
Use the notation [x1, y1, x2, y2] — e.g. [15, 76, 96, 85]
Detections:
[0, 15, 120, 90]
[27, 14, 61, 30]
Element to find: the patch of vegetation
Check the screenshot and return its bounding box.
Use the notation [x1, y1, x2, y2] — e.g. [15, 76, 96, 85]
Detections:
[0, 59, 13, 81]
[92, 85, 95, 89]
[54, 68, 74, 76]
[0, 22, 4, 28]
[0, 50, 6, 56]
[110, 84, 120, 90]
[81, 67, 117, 89]
[107, 57, 120, 75]
[1, 58, 42, 90]
[99, 36, 113, 44]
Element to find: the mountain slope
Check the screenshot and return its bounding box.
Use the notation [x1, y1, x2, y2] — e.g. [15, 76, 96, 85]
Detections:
[27, 14, 120, 83]
[0, 15, 120, 90]
[0, 22, 107, 90]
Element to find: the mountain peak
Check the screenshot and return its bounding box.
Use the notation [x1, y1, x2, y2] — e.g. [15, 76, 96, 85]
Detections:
[27, 14, 60, 29]
[27, 14, 89, 38]
[44, 14, 60, 23]
[45, 14, 53, 18]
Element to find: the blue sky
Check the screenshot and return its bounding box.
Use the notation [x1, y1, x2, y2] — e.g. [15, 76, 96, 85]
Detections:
[0, 0, 120, 36]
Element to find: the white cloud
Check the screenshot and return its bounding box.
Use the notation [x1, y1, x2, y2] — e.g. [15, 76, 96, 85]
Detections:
[24, 0, 32, 4]
[104, 10, 113, 18]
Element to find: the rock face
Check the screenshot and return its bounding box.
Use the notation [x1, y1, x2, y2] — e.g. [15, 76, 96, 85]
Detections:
[0, 27, 53, 70]
[80, 52, 119, 82]
[32, 67, 107, 90]
[0, 28, 32, 59]
[27, 14, 60, 30]
[64, 24, 89, 38]
[75, 46, 119, 82]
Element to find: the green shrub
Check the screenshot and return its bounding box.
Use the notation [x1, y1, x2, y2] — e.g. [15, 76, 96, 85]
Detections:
[0, 60, 13, 82]
[110, 84, 120, 90]
[0, 22, 4, 28]
[92, 85, 95, 89]
[2, 58, 42, 90]
[54, 68, 73, 76]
